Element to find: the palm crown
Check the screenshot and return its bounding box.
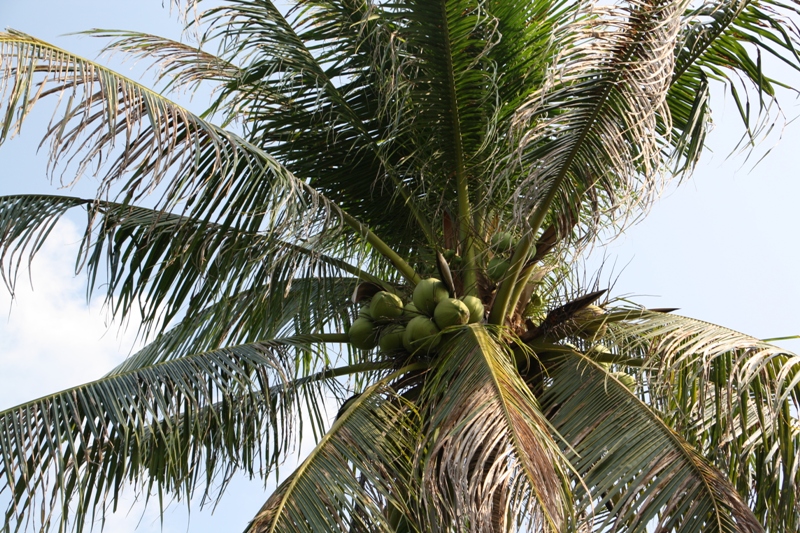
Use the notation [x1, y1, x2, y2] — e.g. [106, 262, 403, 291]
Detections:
[1, 0, 799, 531]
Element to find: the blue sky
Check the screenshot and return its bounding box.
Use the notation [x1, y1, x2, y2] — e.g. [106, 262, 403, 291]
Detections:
[1, 1, 799, 531]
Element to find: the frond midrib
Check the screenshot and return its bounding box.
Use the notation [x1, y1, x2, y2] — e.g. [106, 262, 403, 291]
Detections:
[472, 327, 562, 532]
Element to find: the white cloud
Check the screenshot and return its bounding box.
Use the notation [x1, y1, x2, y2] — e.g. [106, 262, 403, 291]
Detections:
[0, 218, 143, 409]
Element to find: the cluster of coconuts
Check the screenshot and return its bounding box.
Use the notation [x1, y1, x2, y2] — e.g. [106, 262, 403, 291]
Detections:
[348, 279, 485, 356]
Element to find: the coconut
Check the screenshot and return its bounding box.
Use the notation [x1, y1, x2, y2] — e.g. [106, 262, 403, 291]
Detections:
[460, 295, 484, 324]
[403, 301, 421, 317]
[487, 257, 510, 282]
[349, 317, 377, 350]
[612, 372, 636, 392]
[358, 306, 372, 319]
[403, 316, 441, 354]
[370, 291, 404, 320]
[442, 249, 456, 261]
[529, 293, 544, 309]
[490, 231, 515, 252]
[572, 305, 606, 339]
[379, 324, 406, 353]
[434, 298, 470, 329]
[402, 328, 414, 352]
[412, 278, 450, 315]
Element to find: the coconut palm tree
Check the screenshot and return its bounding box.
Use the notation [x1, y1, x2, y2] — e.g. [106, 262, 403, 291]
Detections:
[1, 0, 799, 531]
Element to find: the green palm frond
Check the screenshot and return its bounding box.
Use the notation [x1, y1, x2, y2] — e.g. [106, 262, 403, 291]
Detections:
[0, 31, 355, 264]
[542, 349, 762, 532]
[670, 0, 800, 144]
[0, 338, 350, 533]
[607, 311, 800, 531]
[246, 366, 422, 533]
[105, 277, 355, 375]
[379, 0, 541, 291]
[489, 0, 692, 322]
[489, 0, 567, 126]
[0, 194, 381, 336]
[417, 326, 570, 532]
[192, 0, 435, 249]
[387, 0, 497, 177]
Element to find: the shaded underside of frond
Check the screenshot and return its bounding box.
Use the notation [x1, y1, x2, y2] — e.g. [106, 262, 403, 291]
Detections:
[186, 0, 432, 253]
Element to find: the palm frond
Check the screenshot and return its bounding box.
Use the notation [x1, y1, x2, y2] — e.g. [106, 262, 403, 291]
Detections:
[192, 0, 435, 249]
[542, 348, 762, 533]
[105, 277, 356, 376]
[506, 0, 689, 237]
[0, 338, 352, 533]
[0, 194, 380, 337]
[246, 366, 422, 533]
[669, 0, 800, 152]
[607, 310, 800, 531]
[0, 31, 355, 292]
[489, 0, 567, 125]
[417, 325, 570, 532]
[391, 0, 498, 176]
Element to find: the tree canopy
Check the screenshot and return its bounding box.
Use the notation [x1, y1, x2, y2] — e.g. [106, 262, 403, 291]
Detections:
[0, 0, 799, 531]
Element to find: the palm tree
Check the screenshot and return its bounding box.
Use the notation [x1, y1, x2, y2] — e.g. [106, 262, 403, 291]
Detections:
[1, 0, 799, 531]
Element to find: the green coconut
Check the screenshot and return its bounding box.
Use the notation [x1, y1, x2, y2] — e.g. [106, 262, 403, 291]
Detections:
[612, 372, 636, 392]
[487, 257, 510, 282]
[572, 305, 606, 339]
[358, 306, 372, 319]
[588, 344, 612, 368]
[402, 328, 414, 352]
[403, 316, 441, 354]
[349, 318, 377, 350]
[442, 249, 456, 261]
[379, 324, 406, 353]
[412, 278, 450, 315]
[403, 301, 421, 317]
[529, 293, 544, 309]
[460, 295, 484, 324]
[370, 291, 404, 320]
[434, 298, 470, 329]
[490, 231, 515, 252]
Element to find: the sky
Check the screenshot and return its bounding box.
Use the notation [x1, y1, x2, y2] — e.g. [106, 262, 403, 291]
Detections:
[1, 1, 799, 532]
